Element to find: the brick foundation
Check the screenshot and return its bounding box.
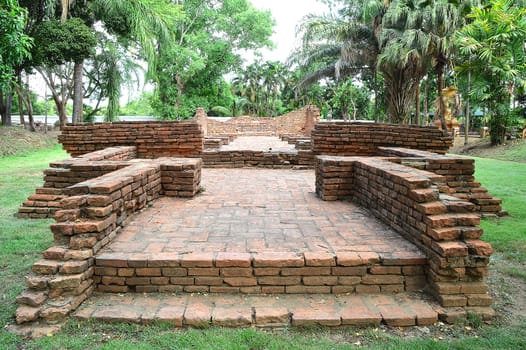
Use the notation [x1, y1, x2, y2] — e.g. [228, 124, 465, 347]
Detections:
[14, 152, 202, 324]
[93, 251, 427, 294]
[315, 155, 494, 319]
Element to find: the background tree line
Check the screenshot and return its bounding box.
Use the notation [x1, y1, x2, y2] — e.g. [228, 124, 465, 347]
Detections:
[1, 0, 525, 145]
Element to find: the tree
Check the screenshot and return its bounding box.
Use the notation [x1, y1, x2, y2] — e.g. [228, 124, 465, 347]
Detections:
[83, 32, 143, 121]
[31, 18, 96, 127]
[0, 0, 32, 126]
[153, 0, 273, 119]
[456, 0, 526, 144]
[292, 1, 379, 101]
[330, 79, 370, 120]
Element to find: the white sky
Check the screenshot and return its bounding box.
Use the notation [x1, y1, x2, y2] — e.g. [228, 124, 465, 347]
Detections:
[249, 0, 329, 62]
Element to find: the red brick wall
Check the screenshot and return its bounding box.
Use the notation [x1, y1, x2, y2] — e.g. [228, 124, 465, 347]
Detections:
[206, 106, 320, 136]
[312, 122, 453, 155]
[58, 121, 203, 158]
[316, 155, 493, 315]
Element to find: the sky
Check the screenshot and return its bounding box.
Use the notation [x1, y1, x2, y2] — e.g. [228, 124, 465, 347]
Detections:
[249, 0, 329, 62]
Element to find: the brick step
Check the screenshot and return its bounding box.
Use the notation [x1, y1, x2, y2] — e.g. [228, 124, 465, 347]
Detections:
[27, 193, 65, 202]
[73, 292, 441, 327]
[93, 251, 428, 295]
[35, 187, 64, 195]
[15, 206, 59, 219]
[424, 213, 480, 228]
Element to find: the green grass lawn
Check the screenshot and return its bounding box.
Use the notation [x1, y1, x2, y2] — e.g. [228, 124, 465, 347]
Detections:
[474, 157, 526, 280]
[1, 144, 525, 349]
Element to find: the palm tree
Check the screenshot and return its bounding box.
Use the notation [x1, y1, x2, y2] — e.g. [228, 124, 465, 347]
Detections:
[456, 0, 526, 144]
[291, 1, 379, 98]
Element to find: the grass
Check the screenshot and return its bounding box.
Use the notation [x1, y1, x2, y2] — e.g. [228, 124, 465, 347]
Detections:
[0, 143, 68, 349]
[474, 157, 526, 279]
[0, 140, 525, 349]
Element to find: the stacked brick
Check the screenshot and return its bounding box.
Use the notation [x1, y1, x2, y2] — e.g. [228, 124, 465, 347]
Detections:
[94, 251, 427, 294]
[17, 147, 137, 219]
[312, 122, 453, 156]
[202, 150, 314, 168]
[58, 121, 203, 158]
[159, 158, 202, 197]
[379, 147, 503, 216]
[15, 155, 202, 324]
[315, 156, 494, 320]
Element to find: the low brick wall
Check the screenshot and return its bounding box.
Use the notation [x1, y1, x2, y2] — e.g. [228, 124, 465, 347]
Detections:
[15, 153, 202, 324]
[94, 251, 427, 294]
[58, 121, 203, 158]
[202, 150, 314, 168]
[207, 106, 320, 137]
[316, 156, 493, 320]
[312, 122, 453, 156]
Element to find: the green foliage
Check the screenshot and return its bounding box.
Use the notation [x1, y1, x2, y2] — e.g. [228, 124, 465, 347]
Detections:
[120, 92, 155, 116]
[456, 0, 526, 144]
[330, 79, 371, 120]
[0, 0, 32, 92]
[231, 60, 286, 117]
[32, 18, 96, 66]
[153, 0, 273, 119]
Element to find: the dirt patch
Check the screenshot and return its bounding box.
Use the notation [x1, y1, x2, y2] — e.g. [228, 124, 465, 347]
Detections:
[0, 126, 59, 157]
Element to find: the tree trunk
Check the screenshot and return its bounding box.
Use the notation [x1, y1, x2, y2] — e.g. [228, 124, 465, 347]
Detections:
[415, 82, 420, 125]
[436, 62, 448, 132]
[14, 86, 36, 132]
[72, 61, 84, 124]
[373, 68, 379, 123]
[423, 79, 428, 126]
[16, 73, 25, 127]
[0, 92, 13, 126]
[51, 92, 68, 128]
[464, 69, 471, 145]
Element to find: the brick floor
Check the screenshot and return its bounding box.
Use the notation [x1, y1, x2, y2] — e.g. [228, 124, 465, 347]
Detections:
[73, 292, 439, 328]
[100, 169, 423, 257]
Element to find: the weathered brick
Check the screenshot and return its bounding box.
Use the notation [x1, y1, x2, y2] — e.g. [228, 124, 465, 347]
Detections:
[253, 253, 304, 267]
[304, 252, 335, 266]
[215, 252, 251, 267]
[32, 260, 61, 275]
[362, 274, 404, 285]
[16, 305, 40, 324]
[224, 277, 258, 287]
[16, 290, 47, 307]
[465, 240, 493, 256]
[369, 266, 401, 275]
[60, 260, 90, 274]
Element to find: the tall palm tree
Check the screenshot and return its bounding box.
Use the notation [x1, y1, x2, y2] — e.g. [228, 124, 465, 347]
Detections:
[291, 2, 379, 91]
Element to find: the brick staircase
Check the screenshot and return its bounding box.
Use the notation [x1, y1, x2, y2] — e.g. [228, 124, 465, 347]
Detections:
[16, 188, 66, 219]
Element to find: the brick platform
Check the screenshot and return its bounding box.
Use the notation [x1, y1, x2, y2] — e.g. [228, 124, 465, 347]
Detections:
[93, 169, 427, 294]
[316, 155, 494, 316]
[74, 292, 440, 327]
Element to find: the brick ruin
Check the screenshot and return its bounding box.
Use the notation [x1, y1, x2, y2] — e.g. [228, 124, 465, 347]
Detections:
[13, 107, 502, 325]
